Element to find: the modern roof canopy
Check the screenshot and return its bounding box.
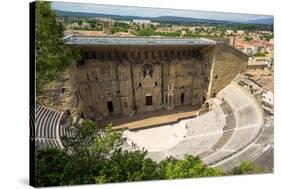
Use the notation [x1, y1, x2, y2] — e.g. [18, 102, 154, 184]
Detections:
[64, 36, 217, 46]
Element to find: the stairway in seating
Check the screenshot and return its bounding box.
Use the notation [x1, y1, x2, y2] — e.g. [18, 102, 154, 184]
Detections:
[211, 101, 236, 151]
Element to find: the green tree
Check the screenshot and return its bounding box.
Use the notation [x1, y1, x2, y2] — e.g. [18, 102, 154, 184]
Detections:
[35, 1, 79, 94]
[99, 149, 163, 183]
[35, 148, 69, 187]
[87, 20, 97, 29]
[35, 120, 224, 187]
[163, 154, 222, 179]
[253, 51, 268, 57]
[232, 161, 254, 174]
[230, 161, 268, 175]
[35, 120, 162, 186]
[78, 19, 83, 26]
[244, 36, 253, 42]
[62, 120, 123, 159]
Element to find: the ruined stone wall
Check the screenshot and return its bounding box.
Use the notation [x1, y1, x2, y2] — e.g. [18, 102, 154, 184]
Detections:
[37, 69, 78, 116]
[208, 44, 248, 98]
[133, 62, 162, 113]
[38, 42, 248, 120]
[69, 45, 214, 120]
[69, 59, 135, 119]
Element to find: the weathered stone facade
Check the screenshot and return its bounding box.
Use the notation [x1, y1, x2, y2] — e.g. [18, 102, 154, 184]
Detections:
[208, 43, 248, 98]
[37, 72, 78, 115]
[64, 37, 247, 120]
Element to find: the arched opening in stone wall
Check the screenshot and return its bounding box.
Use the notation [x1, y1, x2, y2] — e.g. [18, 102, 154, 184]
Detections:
[80, 112, 85, 119]
[181, 93, 185, 104]
[203, 96, 206, 103]
[107, 101, 114, 113]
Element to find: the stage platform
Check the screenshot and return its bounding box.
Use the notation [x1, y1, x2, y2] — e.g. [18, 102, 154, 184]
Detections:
[98, 106, 199, 130]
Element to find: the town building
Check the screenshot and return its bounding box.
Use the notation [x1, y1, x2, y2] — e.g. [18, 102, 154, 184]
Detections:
[248, 57, 273, 69]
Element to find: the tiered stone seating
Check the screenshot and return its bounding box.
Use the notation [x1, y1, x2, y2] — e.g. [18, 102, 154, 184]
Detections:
[256, 126, 273, 145]
[124, 82, 265, 164]
[211, 130, 234, 151]
[198, 151, 214, 159]
[167, 133, 223, 159]
[222, 126, 260, 151]
[217, 84, 252, 110]
[186, 107, 225, 136]
[200, 83, 263, 165]
[220, 102, 232, 116]
[203, 151, 232, 165]
[237, 106, 258, 128]
[215, 125, 273, 172]
[214, 145, 264, 171]
[203, 82, 268, 170]
[224, 113, 236, 130]
[126, 82, 264, 164]
[251, 147, 273, 171]
[60, 126, 75, 139]
[30, 105, 35, 138]
[35, 138, 61, 149]
[35, 105, 64, 148]
[214, 125, 273, 171]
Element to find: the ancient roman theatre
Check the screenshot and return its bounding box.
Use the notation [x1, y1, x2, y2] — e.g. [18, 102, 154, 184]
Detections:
[33, 36, 273, 171]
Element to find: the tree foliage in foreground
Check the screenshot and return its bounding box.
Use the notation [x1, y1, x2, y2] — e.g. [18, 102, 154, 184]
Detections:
[163, 155, 222, 179]
[35, 120, 222, 187]
[35, 1, 79, 94]
[230, 161, 268, 175]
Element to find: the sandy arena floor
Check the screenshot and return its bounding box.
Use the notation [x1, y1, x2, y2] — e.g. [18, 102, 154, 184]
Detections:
[123, 119, 188, 151]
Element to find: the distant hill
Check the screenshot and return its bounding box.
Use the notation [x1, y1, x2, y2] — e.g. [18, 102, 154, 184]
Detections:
[150, 16, 233, 24]
[243, 18, 273, 25]
[55, 10, 145, 21]
[55, 10, 273, 25]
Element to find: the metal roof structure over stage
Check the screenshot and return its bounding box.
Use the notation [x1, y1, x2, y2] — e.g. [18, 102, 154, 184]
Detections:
[64, 36, 217, 46]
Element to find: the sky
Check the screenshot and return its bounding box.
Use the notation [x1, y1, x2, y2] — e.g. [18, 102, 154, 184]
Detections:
[51, 1, 273, 22]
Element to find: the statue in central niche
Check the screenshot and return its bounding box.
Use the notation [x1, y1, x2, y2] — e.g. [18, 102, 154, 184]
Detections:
[143, 63, 153, 78]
